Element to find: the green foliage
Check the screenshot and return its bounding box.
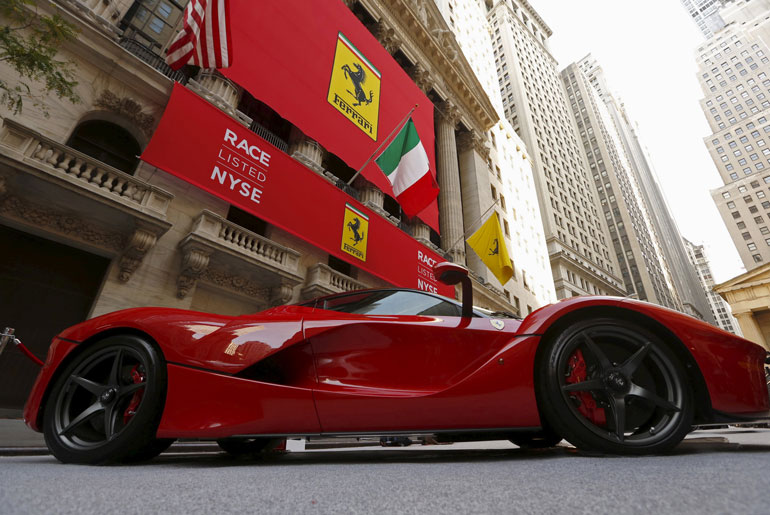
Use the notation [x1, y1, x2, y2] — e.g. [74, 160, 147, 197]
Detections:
[0, 0, 80, 115]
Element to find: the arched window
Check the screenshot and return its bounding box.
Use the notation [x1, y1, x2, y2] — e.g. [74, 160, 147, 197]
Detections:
[67, 120, 141, 175]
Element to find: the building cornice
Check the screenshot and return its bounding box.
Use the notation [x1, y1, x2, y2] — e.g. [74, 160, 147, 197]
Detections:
[358, 0, 498, 132]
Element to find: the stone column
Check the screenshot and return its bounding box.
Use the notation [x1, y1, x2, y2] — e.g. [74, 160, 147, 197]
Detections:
[733, 311, 768, 349]
[189, 70, 250, 126]
[288, 127, 325, 175]
[435, 100, 465, 264]
[354, 176, 389, 218]
[456, 129, 495, 281]
[195, 71, 240, 109]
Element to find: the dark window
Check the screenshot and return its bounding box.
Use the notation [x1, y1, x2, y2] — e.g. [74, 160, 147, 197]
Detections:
[67, 120, 140, 174]
[226, 205, 268, 236]
[321, 290, 462, 317]
[328, 255, 353, 277]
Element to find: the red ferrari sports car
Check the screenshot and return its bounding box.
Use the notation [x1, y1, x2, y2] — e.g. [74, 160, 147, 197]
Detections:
[8, 262, 770, 463]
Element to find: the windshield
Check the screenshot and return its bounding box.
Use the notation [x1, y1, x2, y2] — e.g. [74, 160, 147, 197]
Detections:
[298, 289, 506, 318]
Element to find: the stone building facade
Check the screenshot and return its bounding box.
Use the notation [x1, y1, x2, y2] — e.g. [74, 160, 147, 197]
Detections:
[0, 0, 554, 411]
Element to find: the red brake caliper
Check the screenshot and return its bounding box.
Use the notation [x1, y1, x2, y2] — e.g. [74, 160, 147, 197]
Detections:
[123, 365, 145, 425]
[565, 349, 607, 427]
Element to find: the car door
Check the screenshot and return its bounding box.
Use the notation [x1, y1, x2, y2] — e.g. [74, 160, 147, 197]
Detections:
[304, 290, 519, 433]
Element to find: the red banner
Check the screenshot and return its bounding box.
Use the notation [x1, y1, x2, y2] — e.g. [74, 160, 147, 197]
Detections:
[220, 0, 438, 232]
[141, 85, 452, 297]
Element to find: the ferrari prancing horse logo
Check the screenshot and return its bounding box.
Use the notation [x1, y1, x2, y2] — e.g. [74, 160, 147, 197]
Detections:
[327, 32, 381, 141]
[341, 203, 369, 262]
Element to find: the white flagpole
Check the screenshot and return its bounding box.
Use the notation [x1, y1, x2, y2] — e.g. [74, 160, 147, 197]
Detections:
[346, 104, 418, 185]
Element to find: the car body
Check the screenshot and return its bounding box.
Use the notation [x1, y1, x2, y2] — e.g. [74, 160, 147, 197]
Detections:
[18, 263, 770, 463]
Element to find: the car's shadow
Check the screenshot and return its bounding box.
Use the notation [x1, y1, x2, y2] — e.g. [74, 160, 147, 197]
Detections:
[132, 433, 770, 468]
[15, 431, 770, 467]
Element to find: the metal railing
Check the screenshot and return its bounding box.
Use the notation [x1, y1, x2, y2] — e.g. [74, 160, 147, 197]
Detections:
[248, 121, 288, 152]
[118, 38, 188, 84]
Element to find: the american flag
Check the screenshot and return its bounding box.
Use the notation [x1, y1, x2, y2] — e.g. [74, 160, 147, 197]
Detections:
[165, 0, 232, 70]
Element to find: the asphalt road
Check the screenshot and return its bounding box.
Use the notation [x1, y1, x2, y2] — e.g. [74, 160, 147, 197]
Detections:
[2, 429, 769, 515]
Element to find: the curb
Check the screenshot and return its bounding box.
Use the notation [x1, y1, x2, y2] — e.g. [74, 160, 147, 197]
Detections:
[0, 447, 50, 457]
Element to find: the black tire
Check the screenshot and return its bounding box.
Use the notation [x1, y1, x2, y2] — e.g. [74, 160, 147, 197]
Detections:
[536, 318, 694, 455]
[123, 438, 176, 462]
[43, 335, 167, 464]
[216, 437, 282, 456]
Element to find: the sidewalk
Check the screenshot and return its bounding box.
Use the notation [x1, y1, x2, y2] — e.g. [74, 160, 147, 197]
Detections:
[0, 418, 47, 455]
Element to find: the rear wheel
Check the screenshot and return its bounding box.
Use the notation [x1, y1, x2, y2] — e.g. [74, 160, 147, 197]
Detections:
[537, 318, 693, 455]
[43, 335, 167, 464]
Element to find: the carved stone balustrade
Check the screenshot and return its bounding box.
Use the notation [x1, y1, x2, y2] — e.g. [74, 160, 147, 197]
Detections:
[60, 0, 122, 37]
[177, 210, 303, 303]
[0, 118, 173, 282]
[301, 263, 367, 300]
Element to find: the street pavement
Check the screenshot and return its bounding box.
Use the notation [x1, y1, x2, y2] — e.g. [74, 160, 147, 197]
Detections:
[1, 428, 769, 515]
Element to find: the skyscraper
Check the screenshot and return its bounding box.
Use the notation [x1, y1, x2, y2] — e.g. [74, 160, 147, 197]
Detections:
[486, 0, 625, 299]
[577, 56, 715, 322]
[681, 0, 728, 39]
[684, 238, 741, 332]
[561, 60, 681, 310]
[696, 0, 770, 271]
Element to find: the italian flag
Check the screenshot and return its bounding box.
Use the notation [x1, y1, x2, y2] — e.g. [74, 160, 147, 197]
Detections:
[375, 117, 439, 217]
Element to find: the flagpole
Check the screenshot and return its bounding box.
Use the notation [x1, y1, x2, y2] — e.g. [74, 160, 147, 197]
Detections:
[346, 104, 419, 185]
[446, 197, 501, 255]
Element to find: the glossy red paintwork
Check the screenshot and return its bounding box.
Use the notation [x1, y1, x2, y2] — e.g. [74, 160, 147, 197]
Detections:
[156, 364, 321, 438]
[616, 299, 770, 413]
[24, 337, 78, 431]
[519, 296, 769, 413]
[23, 294, 770, 439]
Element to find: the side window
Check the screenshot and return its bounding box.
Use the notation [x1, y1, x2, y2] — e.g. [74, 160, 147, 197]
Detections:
[322, 291, 461, 316]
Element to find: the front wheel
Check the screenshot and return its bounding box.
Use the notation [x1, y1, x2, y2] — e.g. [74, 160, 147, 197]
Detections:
[537, 318, 693, 455]
[43, 335, 167, 464]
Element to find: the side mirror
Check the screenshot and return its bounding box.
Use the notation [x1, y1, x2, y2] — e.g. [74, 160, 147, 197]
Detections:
[433, 262, 473, 318]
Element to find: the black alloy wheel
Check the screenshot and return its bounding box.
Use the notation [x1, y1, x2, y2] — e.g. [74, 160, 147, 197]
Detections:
[537, 318, 694, 455]
[216, 437, 283, 456]
[43, 335, 167, 464]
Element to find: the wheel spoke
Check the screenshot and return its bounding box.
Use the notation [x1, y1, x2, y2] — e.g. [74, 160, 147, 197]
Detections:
[103, 403, 118, 440]
[620, 342, 651, 377]
[108, 349, 124, 385]
[582, 333, 612, 371]
[562, 378, 604, 392]
[608, 396, 626, 442]
[628, 384, 681, 413]
[59, 401, 103, 436]
[71, 375, 104, 395]
[117, 382, 145, 399]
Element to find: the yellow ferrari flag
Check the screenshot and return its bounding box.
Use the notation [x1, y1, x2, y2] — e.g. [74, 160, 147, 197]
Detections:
[467, 212, 513, 285]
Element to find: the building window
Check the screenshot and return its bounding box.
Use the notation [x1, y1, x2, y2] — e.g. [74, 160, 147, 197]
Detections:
[66, 120, 141, 175]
